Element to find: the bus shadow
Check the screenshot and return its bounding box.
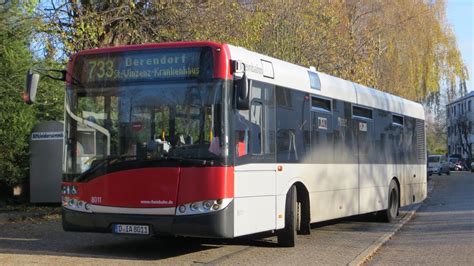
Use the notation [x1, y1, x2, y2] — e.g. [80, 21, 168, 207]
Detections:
[0, 211, 408, 262]
[310, 212, 407, 233]
[0, 222, 278, 261]
[0, 208, 422, 261]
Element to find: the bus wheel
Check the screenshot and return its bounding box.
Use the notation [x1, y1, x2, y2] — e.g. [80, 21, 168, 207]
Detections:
[377, 180, 399, 223]
[277, 185, 298, 247]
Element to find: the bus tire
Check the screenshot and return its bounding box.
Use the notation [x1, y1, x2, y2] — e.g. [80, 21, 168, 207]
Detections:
[277, 185, 298, 247]
[377, 180, 399, 223]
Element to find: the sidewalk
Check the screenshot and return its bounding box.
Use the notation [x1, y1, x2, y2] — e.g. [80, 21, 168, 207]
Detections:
[0, 181, 434, 265]
[0, 205, 60, 225]
[365, 172, 474, 265]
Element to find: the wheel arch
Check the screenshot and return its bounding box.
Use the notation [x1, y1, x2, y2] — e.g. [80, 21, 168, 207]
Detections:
[284, 180, 311, 235]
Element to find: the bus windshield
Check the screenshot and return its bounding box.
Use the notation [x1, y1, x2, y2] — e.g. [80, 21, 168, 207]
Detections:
[64, 80, 225, 180]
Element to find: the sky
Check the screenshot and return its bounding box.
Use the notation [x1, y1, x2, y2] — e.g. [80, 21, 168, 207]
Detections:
[446, 0, 474, 92]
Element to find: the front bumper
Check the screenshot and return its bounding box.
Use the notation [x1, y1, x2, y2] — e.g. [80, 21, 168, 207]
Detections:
[427, 168, 439, 174]
[62, 201, 234, 238]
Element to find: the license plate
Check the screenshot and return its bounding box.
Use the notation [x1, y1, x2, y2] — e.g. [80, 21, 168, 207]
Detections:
[113, 224, 150, 235]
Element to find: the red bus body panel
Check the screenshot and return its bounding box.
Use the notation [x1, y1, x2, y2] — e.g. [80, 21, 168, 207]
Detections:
[63, 42, 234, 210]
[178, 167, 234, 205]
[63, 166, 234, 208]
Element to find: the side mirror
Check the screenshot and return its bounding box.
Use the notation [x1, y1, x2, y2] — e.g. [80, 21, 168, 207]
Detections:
[235, 73, 250, 110]
[24, 69, 39, 104]
[232, 60, 245, 79]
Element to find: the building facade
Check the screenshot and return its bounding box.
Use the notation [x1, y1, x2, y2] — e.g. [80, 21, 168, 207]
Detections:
[446, 91, 474, 159]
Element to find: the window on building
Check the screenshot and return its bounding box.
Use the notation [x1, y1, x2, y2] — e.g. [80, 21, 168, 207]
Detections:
[469, 100, 472, 112]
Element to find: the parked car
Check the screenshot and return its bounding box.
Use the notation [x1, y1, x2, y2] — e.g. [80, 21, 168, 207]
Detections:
[427, 155, 450, 176]
[454, 161, 465, 171]
[448, 158, 458, 170]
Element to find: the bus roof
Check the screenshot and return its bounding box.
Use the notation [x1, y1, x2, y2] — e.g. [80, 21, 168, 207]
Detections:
[227, 44, 425, 120]
[69, 41, 424, 120]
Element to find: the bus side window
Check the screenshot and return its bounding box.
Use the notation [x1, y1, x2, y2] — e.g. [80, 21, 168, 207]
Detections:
[235, 109, 250, 157]
[249, 101, 263, 155]
[236, 130, 248, 157]
[234, 80, 275, 164]
[276, 87, 309, 163]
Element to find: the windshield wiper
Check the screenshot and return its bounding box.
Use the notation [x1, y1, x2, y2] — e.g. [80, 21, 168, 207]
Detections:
[74, 155, 219, 182]
[74, 155, 137, 181]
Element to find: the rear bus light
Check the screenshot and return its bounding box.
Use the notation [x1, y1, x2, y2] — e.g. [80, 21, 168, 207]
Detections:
[176, 198, 232, 216]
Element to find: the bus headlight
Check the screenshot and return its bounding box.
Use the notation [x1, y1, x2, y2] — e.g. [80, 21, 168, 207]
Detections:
[202, 200, 213, 210]
[68, 198, 76, 207]
[190, 202, 199, 212]
[63, 198, 92, 213]
[176, 198, 232, 216]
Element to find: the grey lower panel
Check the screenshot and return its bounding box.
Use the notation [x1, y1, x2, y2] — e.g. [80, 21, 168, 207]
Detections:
[62, 201, 234, 238]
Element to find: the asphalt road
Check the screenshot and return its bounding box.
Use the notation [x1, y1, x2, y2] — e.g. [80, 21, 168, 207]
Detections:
[366, 171, 474, 265]
[0, 212, 412, 265]
[0, 172, 470, 265]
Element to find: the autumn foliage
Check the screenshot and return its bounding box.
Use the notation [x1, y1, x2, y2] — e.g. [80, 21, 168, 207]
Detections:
[0, 0, 468, 185]
[44, 0, 467, 102]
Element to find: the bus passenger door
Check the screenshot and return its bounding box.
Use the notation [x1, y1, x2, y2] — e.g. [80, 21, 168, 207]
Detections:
[233, 80, 276, 237]
[352, 108, 379, 214]
[310, 99, 359, 221]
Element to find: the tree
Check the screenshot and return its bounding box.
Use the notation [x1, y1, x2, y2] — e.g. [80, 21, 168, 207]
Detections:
[426, 109, 447, 155]
[0, 0, 64, 187]
[40, 0, 466, 105]
[0, 0, 38, 185]
[42, 0, 195, 56]
[453, 114, 473, 162]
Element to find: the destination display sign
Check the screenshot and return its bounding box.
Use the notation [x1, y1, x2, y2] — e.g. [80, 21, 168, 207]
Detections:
[73, 47, 213, 86]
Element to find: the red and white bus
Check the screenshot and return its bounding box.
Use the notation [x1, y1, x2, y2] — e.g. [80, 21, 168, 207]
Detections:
[26, 41, 427, 247]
